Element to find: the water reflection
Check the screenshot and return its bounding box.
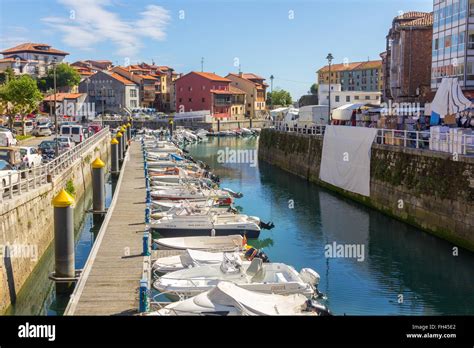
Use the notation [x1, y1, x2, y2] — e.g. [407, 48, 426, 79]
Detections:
[188, 136, 474, 315]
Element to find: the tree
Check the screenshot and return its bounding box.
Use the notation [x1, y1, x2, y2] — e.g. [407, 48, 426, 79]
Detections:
[310, 83, 318, 95]
[0, 67, 15, 84]
[38, 63, 81, 92]
[266, 88, 292, 106]
[0, 75, 43, 133]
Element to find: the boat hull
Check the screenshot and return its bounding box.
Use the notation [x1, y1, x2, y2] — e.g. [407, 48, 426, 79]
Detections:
[151, 227, 260, 239]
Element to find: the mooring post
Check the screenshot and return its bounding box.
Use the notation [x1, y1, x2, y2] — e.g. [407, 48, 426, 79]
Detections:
[116, 131, 123, 162]
[145, 206, 151, 224]
[139, 278, 148, 313]
[52, 189, 75, 293]
[143, 230, 150, 256]
[91, 158, 105, 212]
[110, 137, 119, 174]
[217, 119, 221, 134]
[121, 126, 128, 150]
[127, 122, 132, 141]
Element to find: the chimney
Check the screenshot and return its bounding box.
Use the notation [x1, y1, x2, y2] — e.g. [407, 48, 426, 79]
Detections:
[239, 72, 243, 77]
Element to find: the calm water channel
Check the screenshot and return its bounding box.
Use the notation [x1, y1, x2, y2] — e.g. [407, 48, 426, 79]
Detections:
[186, 136, 474, 315]
[6, 136, 474, 315]
[5, 175, 115, 315]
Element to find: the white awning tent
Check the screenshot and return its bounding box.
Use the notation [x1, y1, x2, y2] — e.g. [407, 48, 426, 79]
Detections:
[430, 77, 472, 118]
[331, 103, 366, 121]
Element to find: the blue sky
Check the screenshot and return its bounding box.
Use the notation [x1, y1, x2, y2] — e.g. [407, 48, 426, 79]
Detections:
[0, 0, 432, 99]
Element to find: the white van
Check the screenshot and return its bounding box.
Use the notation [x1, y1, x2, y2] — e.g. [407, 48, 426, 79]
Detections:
[13, 120, 34, 134]
[60, 124, 85, 144]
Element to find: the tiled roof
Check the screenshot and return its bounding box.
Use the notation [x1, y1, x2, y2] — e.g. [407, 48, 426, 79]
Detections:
[193, 72, 230, 82]
[141, 75, 159, 80]
[211, 89, 232, 94]
[242, 73, 264, 80]
[318, 60, 382, 73]
[1, 43, 69, 55]
[227, 73, 267, 87]
[396, 11, 429, 20]
[229, 86, 246, 94]
[108, 72, 136, 85]
[44, 93, 84, 101]
[398, 12, 433, 28]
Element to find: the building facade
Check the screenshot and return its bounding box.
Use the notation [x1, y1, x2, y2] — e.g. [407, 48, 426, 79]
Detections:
[0, 43, 68, 77]
[318, 83, 381, 109]
[383, 11, 434, 104]
[226, 73, 268, 119]
[111, 66, 159, 108]
[78, 70, 139, 115]
[175, 71, 233, 118]
[431, 0, 474, 97]
[317, 60, 382, 92]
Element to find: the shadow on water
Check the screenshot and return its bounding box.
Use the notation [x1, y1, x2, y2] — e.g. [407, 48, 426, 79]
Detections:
[5, 175, 115, 315]
[187, 136, 474, 315]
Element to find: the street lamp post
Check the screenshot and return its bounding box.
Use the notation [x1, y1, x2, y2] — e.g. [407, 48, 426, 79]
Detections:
[102, 86, 105, 128]
[52, 57, 59, 157]
[270, 75, 274, 110]
[326, 53, 334, 124]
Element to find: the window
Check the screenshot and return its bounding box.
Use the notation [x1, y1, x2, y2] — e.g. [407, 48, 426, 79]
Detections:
[130, 100, 137, 107]
[355, 95, 360, 100]
[108, 89, 114, 97]
[201, 98, 205, 102]
[188, 86, 192, 91]
[188, 98, 192, 102]
[346, 96, 350, 102]
[248, 103, 251, 107]
[335, 96, 340, 102]
[178, 98, 182, 103]
[202, 85, 206, 90]
[365, 95, 370, 100]
[130, 89, 137, 97]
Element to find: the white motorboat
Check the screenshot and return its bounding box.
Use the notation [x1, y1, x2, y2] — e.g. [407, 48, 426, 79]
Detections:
[153, 257, 321, 299]
[153, 247, 269, 274]
[150, 212, 261, 238]
[154, 235, 244, 251]
[153, 250, 240, 273]
[150, 188, 232, 202]
[150, 205, 233, 221]
[151, 197, 233, 211]
[148, 281, 330, 316]
[240, 128, 253, 136]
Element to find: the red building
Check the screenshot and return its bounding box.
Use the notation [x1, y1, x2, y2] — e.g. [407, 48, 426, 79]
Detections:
[174, 71, 233, 118]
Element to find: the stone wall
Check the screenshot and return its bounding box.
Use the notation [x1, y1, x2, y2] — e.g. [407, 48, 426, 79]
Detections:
[0, 135, 110, 313]
[259, 129, 474, 251]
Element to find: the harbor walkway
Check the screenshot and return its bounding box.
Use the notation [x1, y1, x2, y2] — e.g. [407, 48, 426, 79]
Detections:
[65, 141, 146, 315]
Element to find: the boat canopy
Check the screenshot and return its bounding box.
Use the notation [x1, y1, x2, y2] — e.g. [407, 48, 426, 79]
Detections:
[331, 103, 366, 121]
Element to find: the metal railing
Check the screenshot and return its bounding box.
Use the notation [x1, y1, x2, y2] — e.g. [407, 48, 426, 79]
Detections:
[1, 126, 110, 202]
[273, 122, 474, 155]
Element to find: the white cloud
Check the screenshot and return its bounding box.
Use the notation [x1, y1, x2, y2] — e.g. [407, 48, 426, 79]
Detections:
[41, 0, 171, 58]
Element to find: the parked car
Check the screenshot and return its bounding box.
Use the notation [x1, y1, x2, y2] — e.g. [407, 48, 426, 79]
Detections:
[0, 129, 18, 146]
[32, 125, 52, 137]
[0, 159, 20, 192]
[13, 120, 34, 134]
[57, 137, 75, 151]
[19, 146, 42, 168]
[60, 124, 85, 144]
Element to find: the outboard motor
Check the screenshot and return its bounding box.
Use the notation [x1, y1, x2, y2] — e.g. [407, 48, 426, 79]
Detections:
[305, 300, 332, 316]
[260, 221, 275, 230]
[244, 247, 270, 263]
[299, 268, 325, 299]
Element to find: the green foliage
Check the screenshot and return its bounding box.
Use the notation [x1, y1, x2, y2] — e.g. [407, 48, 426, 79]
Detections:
[310, 83, 318, 95]
[266, 88, 292, 106]
[0, 67, 15, 84]
[0, 75, 43, 129]
[37, 63, 81, 91]
[16, 135, 33, 141]
[65, 179, 76, 197]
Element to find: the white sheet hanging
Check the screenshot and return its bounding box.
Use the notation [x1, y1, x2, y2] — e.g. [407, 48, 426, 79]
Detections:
[319, 126, 377, 197]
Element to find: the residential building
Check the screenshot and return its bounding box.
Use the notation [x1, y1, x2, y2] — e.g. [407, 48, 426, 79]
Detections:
[384, 11, 434, 104]
[229, 86, 247, 120]
[175, 71, 233, 118]
[317, 60, 382, 92]
[225, 73, 269, 119]
[78, 70, 139, 115]
[0, 42, 69, 77]
[43, 93, 89, 121]
[111, 66, 159, 108]
[431, 0, 474, 97]
[318, 83, 381, 110]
